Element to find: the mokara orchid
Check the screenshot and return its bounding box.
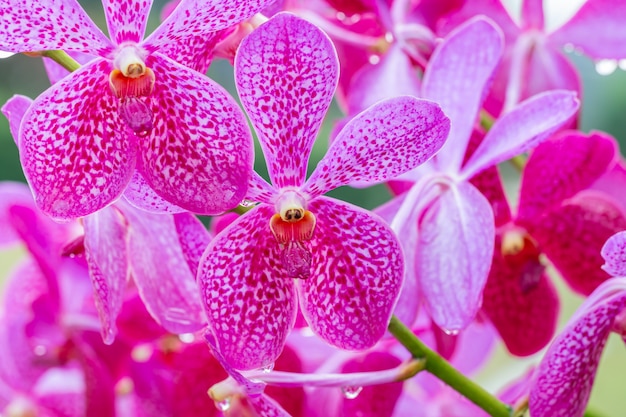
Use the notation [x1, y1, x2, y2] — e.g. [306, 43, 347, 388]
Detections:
[482, 130, 626, 356]
[443, 0, 626, 115]
[0, 0, 274, 219]
[198, 12, 450, 371]
[378, 17, 579, 333]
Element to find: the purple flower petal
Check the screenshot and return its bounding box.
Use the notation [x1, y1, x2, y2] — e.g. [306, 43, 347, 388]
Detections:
[547, 0, 626, 59]
[123, 170, 186, 214]
[173, 212, 212, 277]
[469, 165, 512, 227]
[529, 289, 626, 417]
[101, 0, 152, 45]
[303, 96, 449, 198]
[83, 206, 129, 344]
[523, 47, 581, 106]
[199, 205, 297, 370]
[461, 90, 580, 180]
[417, 181, 494, 332]
[0, 182, 38, 247]
[246, 171, 278, 204]
[0, 0, 113, 56]
[249, 395, 292, 417]
[482, 233, 559, 356]
[346, 43, 421, 115]
[1, 94, 32, 146]
[119, 203, 207, 334]
[517, 130, 617, 226]
[521, 0, 544, 29]
[532, 191, 626, 295]
[439, 0, 520, 43]
[140, 54, 253, 215]
[235, 12, 338, 188]
[20, 59, 136, 220]
[422, 17, 503, 173]
[298, 197, 403, 350]
[601, 231, 626, 277]
[143, 0, 272, 66]
[43, 51, 96, 86]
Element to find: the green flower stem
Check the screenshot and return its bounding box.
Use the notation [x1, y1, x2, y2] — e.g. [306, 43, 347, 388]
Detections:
[388, 315, 512, 417]
[41, 50, 80, 72]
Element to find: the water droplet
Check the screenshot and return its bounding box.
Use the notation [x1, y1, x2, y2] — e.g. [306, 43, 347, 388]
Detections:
[336, 11, 346, 21]
[595, 59, 618, 76]
[240, 199, 255, 207]
[179, 333, 195, 343]
[341, 386, 363, 399]
[368, 55, 380, 65]
[261, 363, 274, 373]
[216, 398, 231, 411]
[563, 43, 575, 53]
[442, 328, 460, 336]
[385, 32, 394, 43]
[33, 345, 47, 356]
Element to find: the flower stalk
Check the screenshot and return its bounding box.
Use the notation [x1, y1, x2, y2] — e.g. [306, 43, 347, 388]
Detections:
[388, 315, 513, 417]
[41, 50, 80, 72]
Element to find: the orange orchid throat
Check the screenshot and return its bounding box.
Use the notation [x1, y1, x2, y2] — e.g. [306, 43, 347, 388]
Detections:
[270, 191, 316, 279]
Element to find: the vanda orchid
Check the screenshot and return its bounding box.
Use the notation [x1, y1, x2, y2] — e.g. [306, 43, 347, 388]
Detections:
[3, 0, 626, 415]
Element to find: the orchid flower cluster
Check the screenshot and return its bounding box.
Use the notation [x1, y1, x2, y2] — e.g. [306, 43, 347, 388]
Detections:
[1, 0, 626, 416]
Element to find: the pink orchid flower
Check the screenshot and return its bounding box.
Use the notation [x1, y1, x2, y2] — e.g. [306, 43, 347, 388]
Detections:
[442, 0, 626, 115]
[529, 265, 626, 416]
[0, 0, 273, 219]
[379, 17, 579, 333]
[481, 130, 626, 356]
[198, 12, 450, 371]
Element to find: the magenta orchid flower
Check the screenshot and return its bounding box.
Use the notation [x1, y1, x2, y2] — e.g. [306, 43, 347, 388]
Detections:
[0, 0, 274, 219]
[529, 269, 626, 417]
[379, 17, 579, 333]
[481, 130, 626, 356]
[198, 12, 450, 371]
[442, 0, 626, 115]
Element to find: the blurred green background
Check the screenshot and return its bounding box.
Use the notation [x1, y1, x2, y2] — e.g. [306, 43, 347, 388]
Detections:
[1, 1, 626, 416]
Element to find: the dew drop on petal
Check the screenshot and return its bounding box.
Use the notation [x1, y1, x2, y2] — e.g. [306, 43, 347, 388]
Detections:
[336, 12, 346, 21]
[441, 328, 460, 336]
[119, 97, 153, 134]
[595, 59, 618, 76]
[368, 54, 380, 65]
[341, 386, 363, 399]
[261, 362, 274, 373]
[33, 345, 47, 356]
[179, 333, 195, 343]
[240, 199, 255, 207]
[216, 398, 231, 411]
[283, 241, 312, 279]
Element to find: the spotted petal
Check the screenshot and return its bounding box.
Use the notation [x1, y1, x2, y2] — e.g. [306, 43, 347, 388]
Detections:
[517, 130, 616, 226]
[1, 94, 31, 145]
[235, 12, 338, 188]
[529, 285, 626, 417]
[140, 54, 253, 215]
[120, 203, 206, 334]
[20, 59, 136, 220]
[422, 17, 503, 174]
[102, 0, 152, 45]
[199, 205, 297, 370]
[417, 181, 495, 332]
[0, 0, 113, 56]
[173, 212, 212, 277]
[123, 171, 186, 214]
[303, 97, 449, 198]
[298, 197, 403, 350]
[601, 231, 626, 277]
[83, 206, 128, 344]
[461, 90, 580, 180]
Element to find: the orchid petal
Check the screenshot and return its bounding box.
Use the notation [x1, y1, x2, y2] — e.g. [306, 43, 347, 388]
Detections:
[0, 0, 113, 56]
[601, 231, 626, 277]
[119, 204, 206, 334]
[83, 206, 128, 344]
[123, 171, 186, 214]
[518, 130, 617, 225]
[482, 236, 559, 356]
[246, 171, 278, 204]
[1, 94, 31, 146]
[523, 47, 581, 106]
[347, 44, 421, 115]
[461, 90, 580, 180]
[417, 181, 494, 332]
[591, 161, 626, 215]
[303, 97, 449, 198]
[529, 291, 626, 417]
[422, 17, 503, 174]
[470, 166, 512, 227]
[173, 212, 212, 277]
[43, 51, 95, 86]
[143, 0, 271, 68]
[235, 12, 338, 188]
[249, 396, 292, 417]
[101, 0, 152, 45]
[140, 54, 252, 215]
[532, 191, 626, 295]
[0, 182, 38, 247]
[199, 205, 297, 370]
[439, 0, 520, 43]
[20, 59, 136, 220]
[298, 198, 403, 350]
[521, 0, 544, 29]
[547, 0, 626, 59]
